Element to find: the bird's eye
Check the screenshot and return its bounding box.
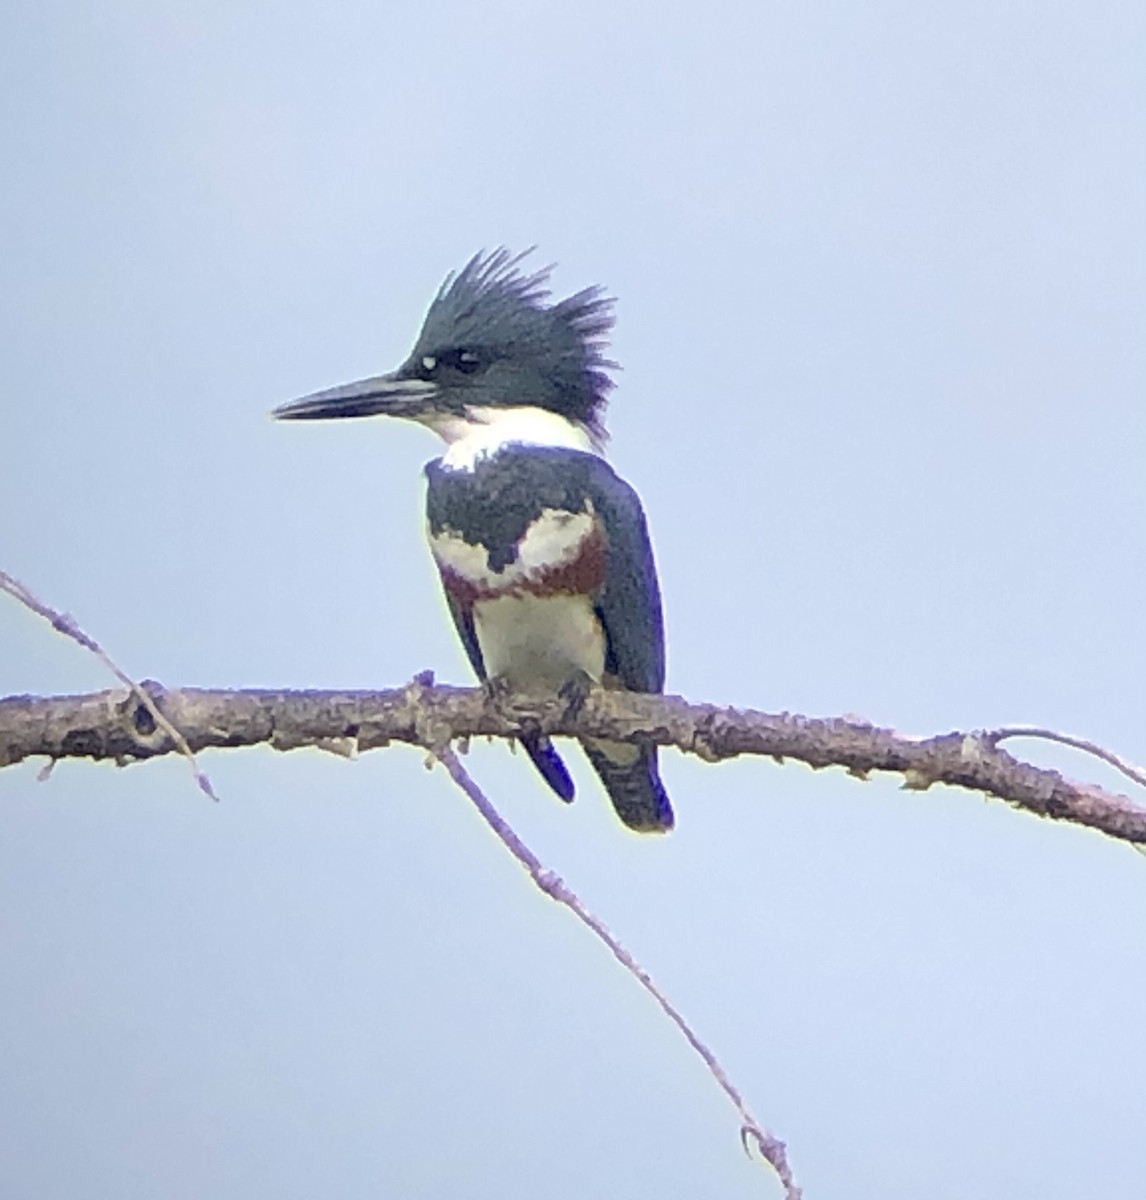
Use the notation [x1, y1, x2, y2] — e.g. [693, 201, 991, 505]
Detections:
[418, 348, 485, 379]
[434, 348, 484, 375]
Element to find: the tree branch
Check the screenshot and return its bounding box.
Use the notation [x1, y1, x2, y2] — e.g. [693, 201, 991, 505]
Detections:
[2, 679, 1143, 847]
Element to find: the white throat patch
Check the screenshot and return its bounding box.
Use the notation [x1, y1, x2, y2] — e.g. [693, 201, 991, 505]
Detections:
[426, 406, 596, 472]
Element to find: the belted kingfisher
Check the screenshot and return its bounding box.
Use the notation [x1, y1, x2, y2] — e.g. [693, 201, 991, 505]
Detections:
[273, 250, 673, 832]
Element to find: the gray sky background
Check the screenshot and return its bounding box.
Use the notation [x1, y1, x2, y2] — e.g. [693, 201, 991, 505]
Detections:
[2, 3, 1144, 1197]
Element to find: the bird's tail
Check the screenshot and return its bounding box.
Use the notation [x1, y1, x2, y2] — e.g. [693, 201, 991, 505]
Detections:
[583, 738, 674, 833]
[521, 731, 575, 803]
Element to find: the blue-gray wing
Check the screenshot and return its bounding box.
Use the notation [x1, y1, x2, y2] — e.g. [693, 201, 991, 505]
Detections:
[441, 589, 486, 681]
[584, 458, 666, 693]
[583, 456, 672, 831]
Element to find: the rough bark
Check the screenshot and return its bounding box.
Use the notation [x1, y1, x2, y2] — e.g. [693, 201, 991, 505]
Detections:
[2, 679, 1143, 846]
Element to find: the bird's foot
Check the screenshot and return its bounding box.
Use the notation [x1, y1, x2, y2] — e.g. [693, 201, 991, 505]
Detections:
[481, 675, 514, 708]
[558, 670, 593, 721]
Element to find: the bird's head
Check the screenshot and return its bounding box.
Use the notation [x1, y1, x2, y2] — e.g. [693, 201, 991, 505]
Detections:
[273, 249, 616, 449]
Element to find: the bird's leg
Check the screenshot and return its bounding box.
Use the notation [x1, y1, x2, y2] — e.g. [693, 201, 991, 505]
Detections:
[481, 674, 515, 710]
[482, 674, 550, 767]
[557, 669, 594, 722]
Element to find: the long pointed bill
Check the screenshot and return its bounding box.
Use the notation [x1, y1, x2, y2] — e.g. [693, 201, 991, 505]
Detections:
[272, 372, 438, 422]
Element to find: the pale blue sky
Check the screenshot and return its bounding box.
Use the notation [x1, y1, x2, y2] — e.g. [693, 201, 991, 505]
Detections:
[2, 3, 1145, 1197]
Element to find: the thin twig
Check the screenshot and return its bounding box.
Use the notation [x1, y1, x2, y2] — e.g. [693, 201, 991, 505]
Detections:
[991, 726, 1146, 791]
[0, 569, 217, 800]
[434, 742, 801, 1199]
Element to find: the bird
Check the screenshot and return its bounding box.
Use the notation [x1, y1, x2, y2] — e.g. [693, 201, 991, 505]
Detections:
[273, 249, 673, 832]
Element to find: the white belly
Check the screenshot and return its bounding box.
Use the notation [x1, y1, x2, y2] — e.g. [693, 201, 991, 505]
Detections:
[474, 592, 606, 690]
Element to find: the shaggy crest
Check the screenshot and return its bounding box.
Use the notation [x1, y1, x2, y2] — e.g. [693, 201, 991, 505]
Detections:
[411, 248, 617, 440]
